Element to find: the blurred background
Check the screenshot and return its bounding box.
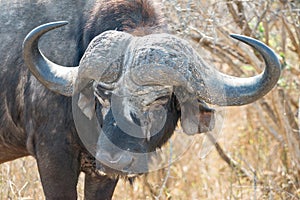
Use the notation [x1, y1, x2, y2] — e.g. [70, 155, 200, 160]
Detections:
[1, 0, 299, 199]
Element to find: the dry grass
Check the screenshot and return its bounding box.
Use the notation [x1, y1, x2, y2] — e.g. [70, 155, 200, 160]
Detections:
[1, 0, 300, 199]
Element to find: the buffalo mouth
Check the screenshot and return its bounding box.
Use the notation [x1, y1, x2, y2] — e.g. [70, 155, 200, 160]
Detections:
[95, 145, 151, 178]
[95, 123, 151, 177]
[96, 161, 140, 178]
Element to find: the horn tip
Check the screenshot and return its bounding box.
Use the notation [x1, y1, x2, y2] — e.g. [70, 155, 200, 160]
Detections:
[229, 34, 246, 41]
[46, 21, 69, 28]
[229, 34, 258, 47]
[38, 21, 69, 31]
[23, 21, 69, 48]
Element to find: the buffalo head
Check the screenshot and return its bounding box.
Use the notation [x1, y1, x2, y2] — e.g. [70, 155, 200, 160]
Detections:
[23, 21, 281, 177]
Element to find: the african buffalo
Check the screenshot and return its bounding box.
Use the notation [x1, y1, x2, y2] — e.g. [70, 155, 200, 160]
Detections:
[0, 0, 281, 199]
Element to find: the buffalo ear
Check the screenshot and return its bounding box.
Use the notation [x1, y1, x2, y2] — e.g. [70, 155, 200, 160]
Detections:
[77, 87, 95, 120]
[180, 99, 215, 135]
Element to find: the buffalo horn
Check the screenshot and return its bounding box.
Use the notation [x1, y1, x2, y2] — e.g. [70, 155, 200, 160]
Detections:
[23, 21, 78, 96]
[130, 34, 281, 106]
[201, 34, 282, 106]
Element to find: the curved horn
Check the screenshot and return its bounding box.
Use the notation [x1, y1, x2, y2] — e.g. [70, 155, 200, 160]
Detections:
[129, 34, 281, 106]
[23, 21, 78, 96]
[201, 34, 281, 106]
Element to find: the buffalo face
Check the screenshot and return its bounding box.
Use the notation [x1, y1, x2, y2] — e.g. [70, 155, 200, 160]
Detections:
[23, 22, 281, 176]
